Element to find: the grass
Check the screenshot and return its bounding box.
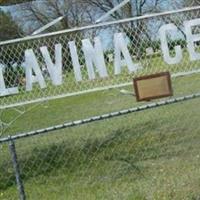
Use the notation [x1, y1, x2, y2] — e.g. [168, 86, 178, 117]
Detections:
[1, 97, 200, 200]
[0, 55, 200, 199]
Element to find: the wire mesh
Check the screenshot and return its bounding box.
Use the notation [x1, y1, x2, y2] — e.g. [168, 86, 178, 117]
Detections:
[1, 7, 200, 108]
[0, 6, 200, 200]
[0, 96, 200, 199]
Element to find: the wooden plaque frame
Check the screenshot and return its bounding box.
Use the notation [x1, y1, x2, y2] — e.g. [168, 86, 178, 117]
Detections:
[133, 72, 173, 102]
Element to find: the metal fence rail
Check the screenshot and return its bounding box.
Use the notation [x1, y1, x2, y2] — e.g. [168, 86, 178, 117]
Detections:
[0, 92, 200, 144]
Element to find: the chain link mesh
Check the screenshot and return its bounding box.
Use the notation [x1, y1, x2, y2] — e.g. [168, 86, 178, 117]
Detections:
[1, 7, 200, 108]
[1, 6, 200, 200]
[0, 97, 200, 199]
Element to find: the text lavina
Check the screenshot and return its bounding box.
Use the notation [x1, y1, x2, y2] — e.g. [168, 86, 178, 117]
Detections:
[0, 18, 200, 97]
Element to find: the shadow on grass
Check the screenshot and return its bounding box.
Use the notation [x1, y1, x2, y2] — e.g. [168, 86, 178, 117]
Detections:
[0, 120, 183, 191]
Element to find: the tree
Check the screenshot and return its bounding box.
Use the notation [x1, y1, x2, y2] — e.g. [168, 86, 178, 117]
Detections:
[13, 0, 96, 72]
[84, 0, 162, 20]
[0, 9, 25, 87]
[0, 9, 24, 68]
[83, 0, 192, 59]
[82, 0, 163, 58]
[17, 0, 94, 34]
[0, 9, 23, 41]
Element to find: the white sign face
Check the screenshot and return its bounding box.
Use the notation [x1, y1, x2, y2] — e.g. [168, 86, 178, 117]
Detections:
[0, 17, 200, 98]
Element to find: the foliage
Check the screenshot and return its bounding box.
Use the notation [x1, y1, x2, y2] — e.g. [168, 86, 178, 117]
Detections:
[0, 10, 25, 87]
[168, 39, 187, 50]
[16, 0, 94, 34]
[0, 9, 23, 41]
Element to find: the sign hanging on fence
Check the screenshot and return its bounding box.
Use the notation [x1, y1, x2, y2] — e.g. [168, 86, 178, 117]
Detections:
[133, 72, 173, 101]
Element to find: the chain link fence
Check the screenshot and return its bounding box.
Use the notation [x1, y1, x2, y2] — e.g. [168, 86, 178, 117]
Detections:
[1, 6, 200, 200]
[0, 94, 200, 199]
[1, 6, 200, 108]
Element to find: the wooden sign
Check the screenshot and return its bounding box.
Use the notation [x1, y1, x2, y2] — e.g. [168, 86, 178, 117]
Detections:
[133, 72, 173, 102]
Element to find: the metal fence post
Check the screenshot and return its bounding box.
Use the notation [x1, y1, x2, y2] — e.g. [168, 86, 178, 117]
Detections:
[9, 137, 26, 200]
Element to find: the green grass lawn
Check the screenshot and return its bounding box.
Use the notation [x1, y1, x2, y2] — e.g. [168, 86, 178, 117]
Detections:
[0, 61, 200, 199]
[1, 96, 200, 200]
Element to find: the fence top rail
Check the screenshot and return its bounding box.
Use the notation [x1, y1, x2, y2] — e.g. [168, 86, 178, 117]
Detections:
[0, 92, 200, 144]
[1, 5, 200, 46]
